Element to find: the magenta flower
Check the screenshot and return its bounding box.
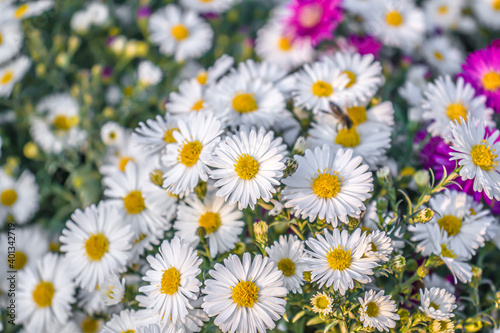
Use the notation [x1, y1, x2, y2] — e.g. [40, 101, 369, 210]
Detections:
[459, 43, 500, 113]
[284, 0, 343, 46]
[347, 34, 382, 58]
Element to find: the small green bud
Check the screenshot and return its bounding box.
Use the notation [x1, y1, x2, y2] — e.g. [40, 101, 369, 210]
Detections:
[376, 166, 390, 182]
[405, 259, 418, 272]
[149, 169, 164, 187]
[253, 221, 268, 246]
[303, 271, 312, 282]
[283, 158, 298, 177]
[417, 265, 429, 278]
[390, 255, 406, 273]
[376, 197, 389, 211]
[411, 208, 434, 224]
[414, 169, 430, 188]
[233, 242, 246, 255]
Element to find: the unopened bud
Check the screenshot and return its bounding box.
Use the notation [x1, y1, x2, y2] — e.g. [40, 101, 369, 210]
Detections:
[292, 136, 309, 155]
[283, 158, 298, 177]
[417, 265, 429, 278]
[414, 170, 430, 188]
[303, 271, 312, 282]
[23, 142, 39, 159]
[411, 208, 434, 224]
[376, 197, 388, 211]
[376, 166, 390, 181]
[233, 242, 246, 255]
[149, 169, 164, 187]
[390, 255, 406, 273]
[253, 221, 268, 246]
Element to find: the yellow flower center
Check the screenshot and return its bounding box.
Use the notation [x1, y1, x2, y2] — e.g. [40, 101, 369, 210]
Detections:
[163, 127, 178, 143]
[52, 115, 80, 131]
[369, 242, 378, 252]
[483, 71, 500, 91]
[199, 212, 221, 234]
[346, 106, 367, 126]
[278, 37, 292, 51]
[196, 71, 208, 85]
[385, 10, 403, 26]
[231, 280, 259, 308]
[445, 103, 467, 122]
[314, 295, 330, 310]
[492, 0, 500, 10]
[342, 70, 357, 88]
[1, 188, 18, 206]
[434, 51, 444, 61]
[49, 242, 60, 252]
[85, 233, 109, 261]
[123, 190, 146, 215]
[0, 70, 14, 85]
[277, 258, 296, 277]
[311, 171, 342, 199]
[11, 251, 27, 270]
[471, 141, 498, 171]
[171, 24, 189, 41]
[335, 126, 361, 147]
[14, 4, 29, 19]
[191, 99, 205, 112]
[326, 245, 352, 271]
[440, 243, 456, 259]
[365, 301, 380, 317]
[437, 5, 448, 15]
[161, 267, 181, 295]
[429, 301, 440, 310]
[134, 233, 147, 244]
[178, 140, 203, 167]
[469, 208, 477, 216]
[311, 80, 333, 97]
[0, 32, 3, 45]
[234, 154, 259, 180]
[122, 331, 135, 333]
[81, 317, 99, 333]
[118, 156, 135, 172]
[32, 281, 55, 308]
[437, 215, 462, 236]
[232, 93, 258, 113]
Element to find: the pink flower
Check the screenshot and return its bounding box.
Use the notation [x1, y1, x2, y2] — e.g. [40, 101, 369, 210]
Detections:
[347, 34, 382, 58]
[459, 43, 500, 113]
[284, 0, 343, 46]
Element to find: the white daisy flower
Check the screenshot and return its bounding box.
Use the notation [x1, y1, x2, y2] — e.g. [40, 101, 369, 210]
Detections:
[255, 21, 314, 70]
[266, 235, 307, 294]
[282, 146, 373, 225]
[322, 52, 384, 106]
[17, 253, 76, 333]
[202, 252, 288, 333]
[99, 273, 126, 306]
[205, 74, 286, 129]
[423, 274, 455, 295]
[103, 162, 175, 236]
[175, 189, 244, 257]
[209, 127, 287, 209]
[398, 64, 429, 122]
[138, 60, 163, 87]
[291, 61, 350, 114]
[161, 111, 222, 195]
[422, 76, 494, 138]
[31, 92, 87, 154]
[364, 0, 424, 51]
[136, 237, 202, 325]
[73, 312, 104, 333]
[132, 114, 179, 157]
[310, 292, 333, 315]
[358, 289, 400, 332]
[189, 54, 234, 87]
[0, 168, 39, 225]
[0, 19, 22, 64]
[6, 1, 54, 20]
[429, 318, 455, 333]
[364, 230, 394, 263]
[167, 79, 210, 115]
[473, 0, 500, 30]
[101, 130, 150, 175]
[77, 287, 109, 315]
[128, 227, 165, 266]
[343, 0, 378, 17]
[304, 228, 379, 295]
[179, 0, 236, 13]
[102, 309, 138, 333]
[0, 56, 30, 97]
[101, 121, 125, 147]
[421, 36, 463, 75]
[449, 118, 500, 200]
[148, 5, 213, 61]
[419, 287, 457, 320]
[423, 0, 467, 32]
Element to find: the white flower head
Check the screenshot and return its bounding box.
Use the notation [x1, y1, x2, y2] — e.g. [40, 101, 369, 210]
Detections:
[0, 56, 30, 97]
[311, 292, 333, 315]
[358, 289, 400, 331]
[419, 287, 457, 320]
[0, 168, 39, 225]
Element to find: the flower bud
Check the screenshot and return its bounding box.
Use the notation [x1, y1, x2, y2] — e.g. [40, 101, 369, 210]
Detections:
[411, 208, 434, 224]
[149, 169, 164, 187]
[253, 221, 268, 246]
[390, 255, 406, 273]
[23, 142, 39, 159]
[376, 166, 390, 181]
[233, 242, 246, 255]
[414, 169, 430, 188]
[417, 265, 429, 278]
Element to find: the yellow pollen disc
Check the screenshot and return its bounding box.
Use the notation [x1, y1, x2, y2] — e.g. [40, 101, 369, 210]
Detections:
[234, 154, 259, 180]
[277, 258, 296, 277]
[198, 212, 221, 234]
[335, 126, 361, 147]
[1, 188, 18, 206]
[171, 24, 189, 41]
[81, 317, 99, 333]
[471, 142, 498, 171]
[232, 93, 258, 113]
[429, 301, 440, 310]
[437, 215, 462, 236]
[109, 132, 116, 139]
[123, 190, 146, 215]
[346, 106, 367, 126]
[161, 267, 181, 295]
[469, 208, 477, 216]
[200, 0, 213, 3]
[445, 103, 467, 122]
[12, 251, 27, 270]
[123, 86, 133, 96]
[492, 0, 500, 10]
[311, 171, 342, 199]
[196, 71, 208, 85]
[122, 330, 135, 333]
[278, 37, 292, 51]
[369, 242, 378, 252]
[32, 281, 55, 308]
[342, 70, 357, 88]
[315, 295, 330, 309]
[385, 10, 403, 26]
[134, 233, 147, 244]
[53, 114, 80, 131]
[0, 32, 3, 45]
[434, 51, 444, 61]
[0, 70, 14, 85]
[440, 243, 456, 259]
[191, 99, 205, 112]
[49, 242, 60, 252]
[85, 233, 109, 261]
[311, 80, 333, 97]
[118, 156, 135, 172]
[163, 127, 179, 143]
[437, 5, 448, 15]
[365, 301, 380, 317]
[482, 71, 500, 91]
[231, 281, 259, 308]
[14, 4, 29, 19]
[326, 245, 352, 271]
[178, 140, 203, 167]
